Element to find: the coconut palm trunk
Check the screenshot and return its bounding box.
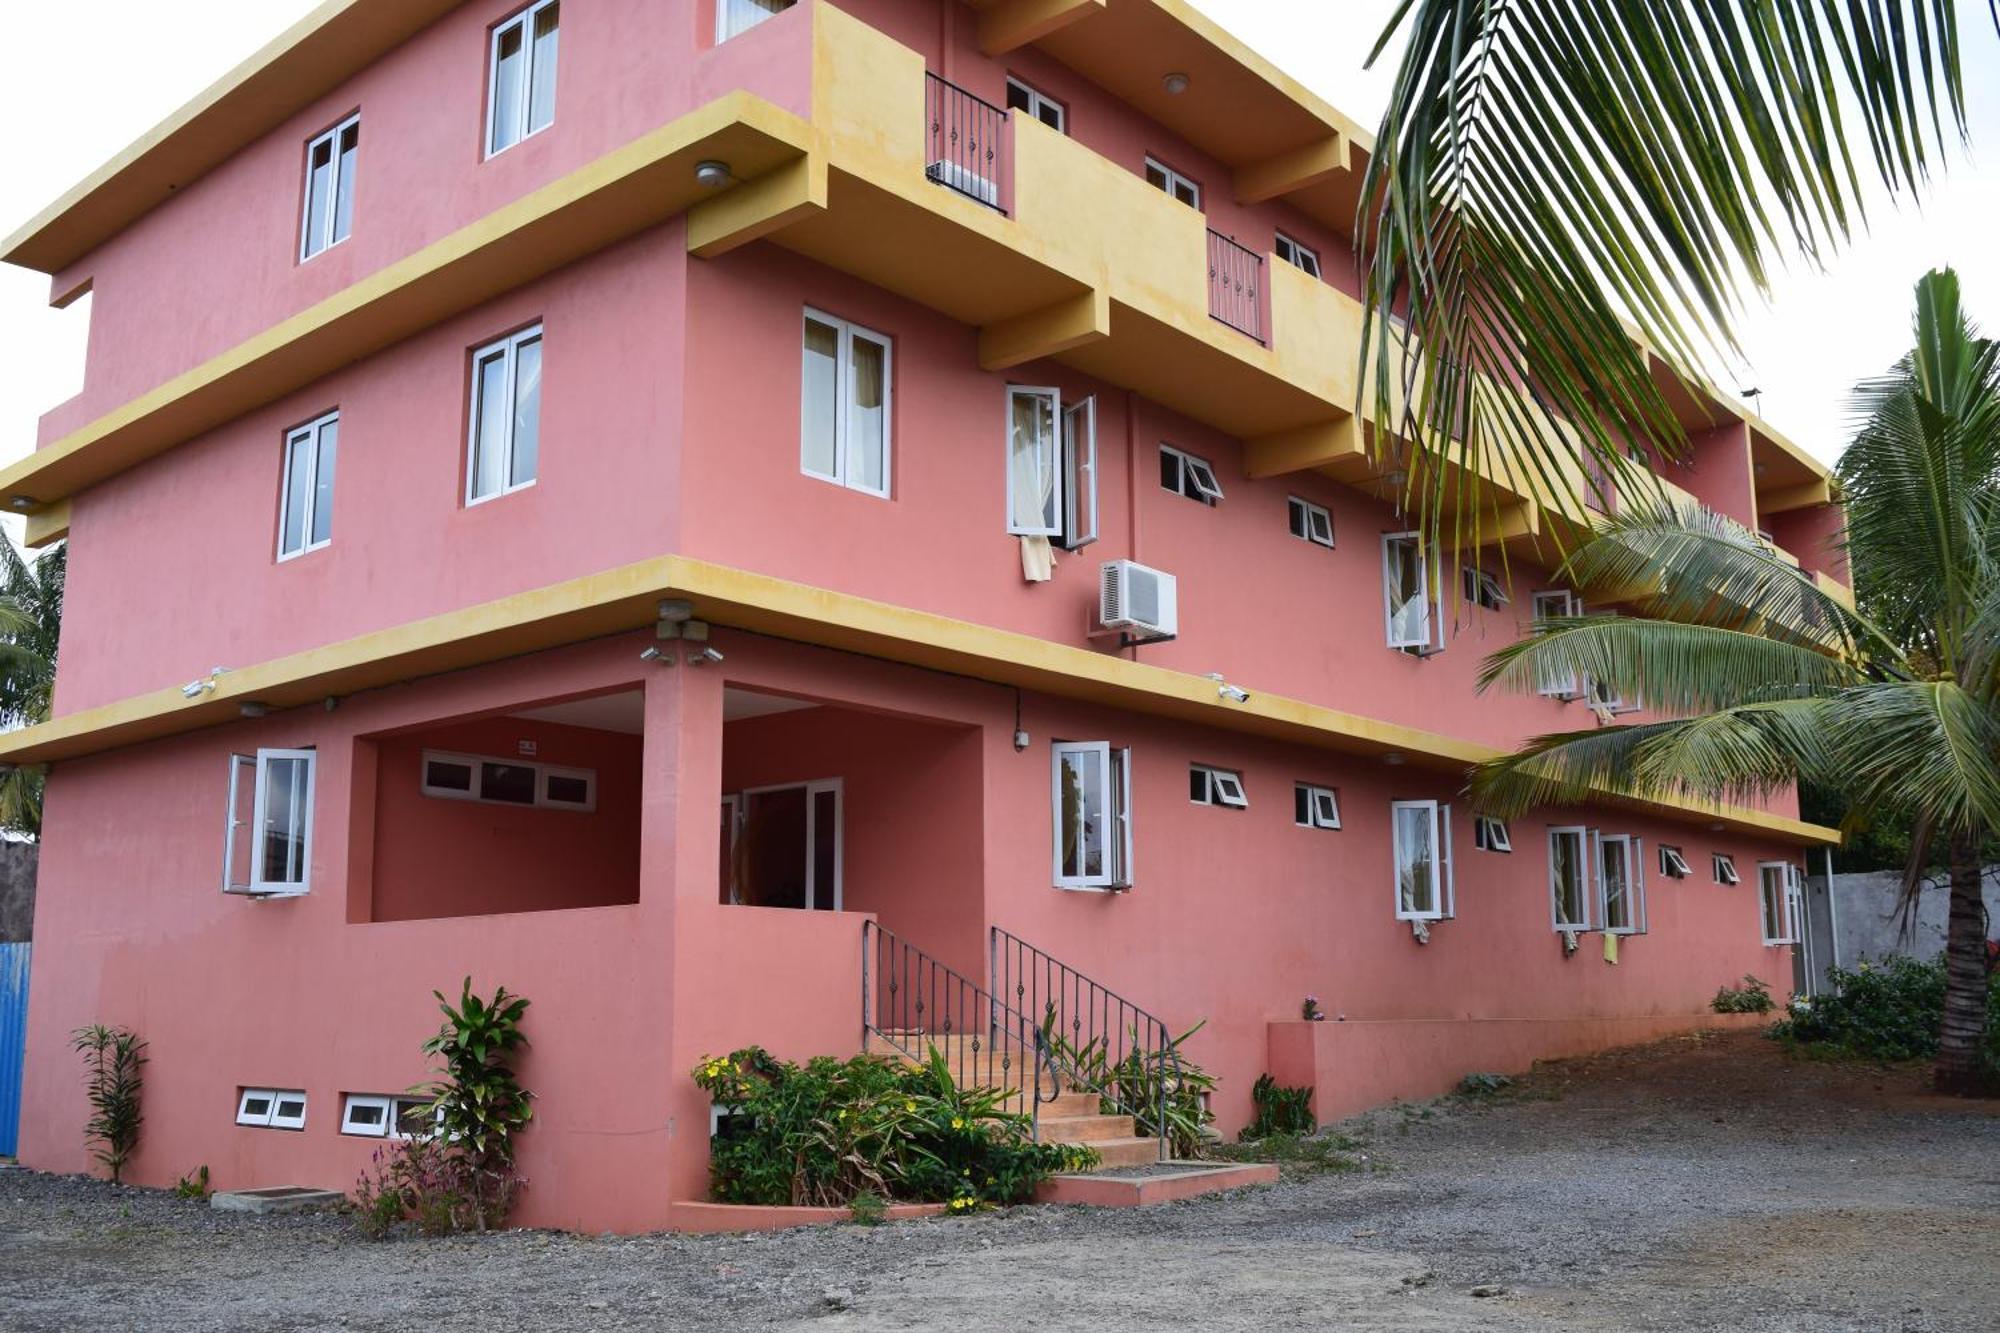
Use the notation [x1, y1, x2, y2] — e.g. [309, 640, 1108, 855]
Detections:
[1938, 834, 1992, 1094]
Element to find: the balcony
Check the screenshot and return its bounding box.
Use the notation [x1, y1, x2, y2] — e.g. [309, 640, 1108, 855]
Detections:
[1206, 230, 1265, 343]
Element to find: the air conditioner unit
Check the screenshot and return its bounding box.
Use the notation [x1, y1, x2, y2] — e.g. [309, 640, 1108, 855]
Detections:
[1098, 560, 1178, 642]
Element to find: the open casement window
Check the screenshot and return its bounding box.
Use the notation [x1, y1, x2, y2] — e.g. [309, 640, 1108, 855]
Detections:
[299, 115, 359, 261]
[1295, 783, 1341, 829]
[277, 410, 338, 559]
[1052, 742, 1133, 890]
[1274, 231, 1321, 278]
[224, 749, 316, 897]
[1530, 590, 1584, 698]
[801, 309, 891, 498]
[1759, 862, 1803, 945]
[1392, 799, 1454, 921]
[1474, 815, 1512, 852]
[1007, 387, 1061, 537]
[727, 780, 842, 911]
[1659, 845, 1692, 879]
[1288, 496, 1334, 547]
[238, 1088, 307, 1130]
[1159, 444, 1224, 504]
[1713, 853, 1741, 886]
[487, 0, 559, 156]
[1382, 534, 1439, 653]
[1462, 566, 1509, 611]
[718, 0, 794, 41]
[341, 1094, 394, 1138]
[467, 324, 543, 503]
[1549, 826, 1591, 930]
[1598, 833, 1648, 935]
[1061, 396, 1097, 549]
[1189, 764, 1247, 809]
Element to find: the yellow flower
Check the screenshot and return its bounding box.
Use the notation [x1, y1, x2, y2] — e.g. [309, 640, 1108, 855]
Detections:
[950, 1117, 964, 1130]
[905, 1101, 917, 1113]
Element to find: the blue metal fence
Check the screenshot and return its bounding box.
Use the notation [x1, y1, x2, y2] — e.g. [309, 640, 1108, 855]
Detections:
[0, 943, 29, 1158]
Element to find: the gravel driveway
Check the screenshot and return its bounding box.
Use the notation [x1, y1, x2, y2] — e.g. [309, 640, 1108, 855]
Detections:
[2, 1030, 1995, 1331]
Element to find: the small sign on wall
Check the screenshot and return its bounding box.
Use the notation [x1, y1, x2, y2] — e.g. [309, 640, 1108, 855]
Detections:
[517, 740, 538, 757]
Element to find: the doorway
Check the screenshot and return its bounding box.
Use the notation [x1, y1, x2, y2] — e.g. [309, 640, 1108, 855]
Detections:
[723, 779, 842, 910]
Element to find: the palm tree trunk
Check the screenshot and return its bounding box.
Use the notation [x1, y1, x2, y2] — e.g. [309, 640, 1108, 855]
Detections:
[1935, 833, 1993, 1095]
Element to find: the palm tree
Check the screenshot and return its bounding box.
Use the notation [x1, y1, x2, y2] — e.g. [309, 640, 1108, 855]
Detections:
[0, 539, 65, 838]
[1359, 2, 1987, 549]
[1467, 269, 1994, 1093]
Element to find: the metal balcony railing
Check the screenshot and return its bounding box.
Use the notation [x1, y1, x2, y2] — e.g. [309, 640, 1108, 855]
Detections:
[924, 72, 1008, 213]
[1207, 230, 1265, 343]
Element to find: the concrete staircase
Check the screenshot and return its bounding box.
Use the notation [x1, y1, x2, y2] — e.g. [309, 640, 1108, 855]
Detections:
[866, 1031, 1161, 1170]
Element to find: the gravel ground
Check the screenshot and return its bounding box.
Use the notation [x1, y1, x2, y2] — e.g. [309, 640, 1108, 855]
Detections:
[2, 1029, 1995, 1332]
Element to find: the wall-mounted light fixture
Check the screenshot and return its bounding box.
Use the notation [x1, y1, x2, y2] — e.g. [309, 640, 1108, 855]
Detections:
[695, 160, 733, 189]
[1161, 72, 1190, 95]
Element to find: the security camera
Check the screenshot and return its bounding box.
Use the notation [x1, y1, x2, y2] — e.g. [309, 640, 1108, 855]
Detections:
[1217, 683, 1250, 704]
[687, 646, 725, 666]
[639, 645, 673, 664]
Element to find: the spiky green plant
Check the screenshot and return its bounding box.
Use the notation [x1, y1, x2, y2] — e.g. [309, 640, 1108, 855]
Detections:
[71, 1024, 146, 1183]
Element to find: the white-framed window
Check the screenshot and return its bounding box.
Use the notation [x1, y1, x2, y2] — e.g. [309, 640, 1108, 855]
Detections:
[395, 1096, 442, 1140]
[237, 1088, 307, 1130]
[1062, 396, 1098, 549]
[467, 324, 543, 503]
[1659, 844, 1692, 879]
[1288, 496, 1333, 547]
[1713, 852, 1741, 885]
[277, 411, 338, 559]
[1598, 833, 1647, 935]
[1189, 764, 1247, 809]
[802, 308, 892, 498]
[1549, 825, 1591, 930]
[486, 0, 560, 156]
[1294, 783, 1341, 830]
[299, 114, 359, 261]
[718, 0, 794, 41]
[1588, 673, 1642, 715]
[1160, 444, 1224, 505]
[1052, 741, 1133, 890]
[224, 749, 316, 897]
[1531, 589, 1584, 699]
[1274, 231, 1320, 278]
[1144, 156, 1201, 209]
[1382, 533, 1436, 653]
[1462, 566, 1509, 611]
[1007, 386, 1061, 538]
[1474, 815, 1512, 853]
[1392, 799, 1454, 921]
[420, 750, 597, 813]
[1759, 861, 1802, 944]
[341, 1094, 394, 1137]
[1005, 76, 1065, 132]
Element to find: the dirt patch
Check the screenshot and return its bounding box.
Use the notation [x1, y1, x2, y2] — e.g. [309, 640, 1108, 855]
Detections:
[1, 1031, 1994, 1331]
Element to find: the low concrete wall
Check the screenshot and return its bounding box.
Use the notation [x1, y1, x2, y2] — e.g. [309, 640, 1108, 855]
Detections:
[1811, 867, 1999, 973]
[1267, 1012, 1771, 1123]
[0, 841, 36, 943]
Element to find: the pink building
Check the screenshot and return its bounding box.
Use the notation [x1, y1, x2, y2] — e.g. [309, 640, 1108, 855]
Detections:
[0, 0, 1844, 1232]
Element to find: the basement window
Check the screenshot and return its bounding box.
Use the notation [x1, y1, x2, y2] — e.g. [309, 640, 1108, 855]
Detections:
[487, 0, 560, 156]
[342, 1093, 439, 1139]
[1160, 444, 1224, 505]
[1294, 783, 1341, 829]
[1474, 815, 1511, 853]
[1392, 799, 1454, 921]
[1713, 852, 1740, 886]
[1659, 845, 1692, 879]
[1189, 764, 1248, 809]
[1288, 497, 1334, 547]
[237, 1088, 307, 1131]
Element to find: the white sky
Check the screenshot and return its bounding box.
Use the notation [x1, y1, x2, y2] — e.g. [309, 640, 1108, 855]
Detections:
[2, 0, 1997, 476]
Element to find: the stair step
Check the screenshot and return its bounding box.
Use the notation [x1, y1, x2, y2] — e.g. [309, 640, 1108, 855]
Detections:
[1043, 1091, 1103, 1118]
[1038, 1114, 1136, 1144]
[1080, 1136, 1164, 1169]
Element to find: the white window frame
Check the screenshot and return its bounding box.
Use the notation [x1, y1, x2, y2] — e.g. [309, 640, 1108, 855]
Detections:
[1144, 155, 1201, 209]
[466, 324, 544, 504]
[1531, 589, 1584, 699]
[277, 410, 339, 560]
[717, 0, 794, 42]
[1274, 231, 1320, 278]
[1549, 825, 1591, 931]
[1382, 533, 1437, 653]
[1051, 741, 1133, 891]
[1160, 444, 1223, 505]
[238, 1088, 307, 1131]
[1659, 844, 1692, 879]
[1392, 799, 1453, 921]
[1462, 566, 1510, 610]
[1190, 764, 1248, 809]
[393, 1096, 441, 1141]
[1061, 396, 1098, 549]
[1474, 815, 1512, 853]
[1006, 385, 1062, 538]
[1759, 861, 1802, 945]
[341, 1093, 395, 1138]
[1294, 783, 1341, 830]
[420, 749, 597, 813]
[734, 778, 844, 911]
[1288, 496, 1334, 548]
[801, 308, 892, 499]
[225, 748, 317, 897]
[1713, 852, 1741, 886]
[299, 114, 359, 262]
[1005, 76, 1066, 132]
[486, 0, 560, 157]
[269, 1090, 309, 1132]
[1598, 833, 1647, 935]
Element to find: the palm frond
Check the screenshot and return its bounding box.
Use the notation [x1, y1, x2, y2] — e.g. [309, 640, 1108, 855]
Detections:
[1819, 679, 2000, 839]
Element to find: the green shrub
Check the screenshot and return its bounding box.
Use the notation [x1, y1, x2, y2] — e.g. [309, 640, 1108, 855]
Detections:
[1243, 1074, 1315, 1138]
[172, 1166, 210, 1200]
[691, 1046, 1095, 1210]
[1041, 1016, 1217, 1159]
[1457, 1071, 1513, 1098]
[1771, 957, 1999, 1071]
[1711, 975, 1776, 1014]
[71, 1025, 146, 1184]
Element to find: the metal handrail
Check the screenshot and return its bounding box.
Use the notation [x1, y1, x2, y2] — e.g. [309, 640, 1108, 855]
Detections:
[861, 921, 1055, 1136]
[924, 72, 1009, 213]
[1206, 229, 1265, 342]
[990, 926, 1182, 1163]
